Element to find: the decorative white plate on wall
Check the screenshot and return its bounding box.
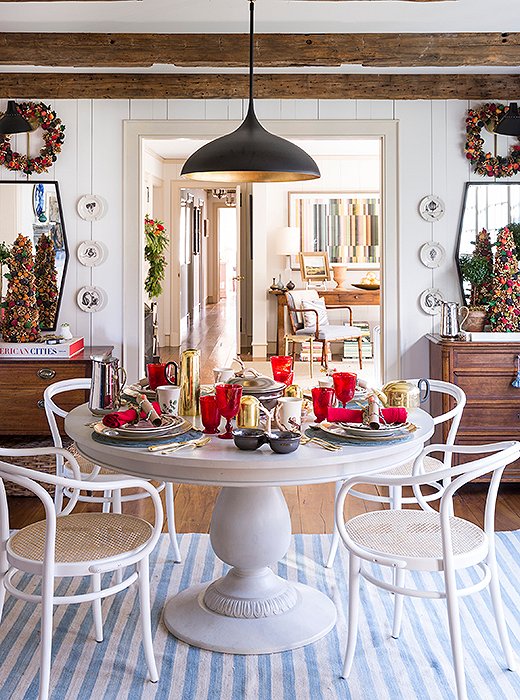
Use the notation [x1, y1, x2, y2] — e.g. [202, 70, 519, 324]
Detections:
[77, 240, 108, 267]
[419, 241, 445, 269]
[77, 195, 107, 222]
[77, 286, 107, 313]
[419, 195, 445, 222]
[419, 287, 444, 315]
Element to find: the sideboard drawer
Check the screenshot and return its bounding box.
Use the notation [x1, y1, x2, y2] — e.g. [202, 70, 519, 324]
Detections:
[0, 387, 88, 435]
[454, 434, 520, 482]
[459, 405, 520, 432]
[0, 362, 88, 389]
[453, 349, 520, 371]
[453, 371, 520, 402]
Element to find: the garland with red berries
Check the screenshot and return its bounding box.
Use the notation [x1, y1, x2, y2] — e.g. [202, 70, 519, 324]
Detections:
[465, 103, 520, 178]
[0, 102, 65, 176]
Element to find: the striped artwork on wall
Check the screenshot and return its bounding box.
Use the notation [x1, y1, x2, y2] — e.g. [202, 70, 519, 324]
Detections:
[289, 192, 381, 263]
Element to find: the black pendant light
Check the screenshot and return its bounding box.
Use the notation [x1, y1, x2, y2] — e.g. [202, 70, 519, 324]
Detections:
[494, 103, 520, 137]
[181, 0, 320, 183]
[0, 100, 33, 135]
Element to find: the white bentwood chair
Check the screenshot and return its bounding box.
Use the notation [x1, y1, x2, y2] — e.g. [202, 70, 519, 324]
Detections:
[326, 379, 467, 568]
[335, 440, 520, 700]
[0, 447, 163, 700]
[44, 378, 181, 562]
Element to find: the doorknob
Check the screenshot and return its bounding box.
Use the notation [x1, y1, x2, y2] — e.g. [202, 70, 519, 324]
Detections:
[233, 275, 245, 281]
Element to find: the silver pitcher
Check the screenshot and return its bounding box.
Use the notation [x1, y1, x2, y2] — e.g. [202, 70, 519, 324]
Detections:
[439, 301, 469, 338]
[88, 348, 127, 415]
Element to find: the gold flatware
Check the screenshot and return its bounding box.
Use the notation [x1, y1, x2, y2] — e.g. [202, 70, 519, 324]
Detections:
[158, 436, 211, 454]
[300, 435, 342, 452]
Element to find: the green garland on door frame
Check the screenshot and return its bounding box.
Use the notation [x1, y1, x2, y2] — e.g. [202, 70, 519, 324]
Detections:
[144, 215, 169, 298]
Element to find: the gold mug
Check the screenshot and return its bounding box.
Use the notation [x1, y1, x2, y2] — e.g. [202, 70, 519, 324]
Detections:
[237, 395, 261, 429]
[284, 384, 303, 399]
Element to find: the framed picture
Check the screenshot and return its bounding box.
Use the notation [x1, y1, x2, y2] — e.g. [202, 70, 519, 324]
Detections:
[299, 251, 330, 282]
[288, 191, 381, 269]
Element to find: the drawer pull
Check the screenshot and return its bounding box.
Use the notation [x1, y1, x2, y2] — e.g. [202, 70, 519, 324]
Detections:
[37, 399, 45, 409]
[37, 368, 56, 380]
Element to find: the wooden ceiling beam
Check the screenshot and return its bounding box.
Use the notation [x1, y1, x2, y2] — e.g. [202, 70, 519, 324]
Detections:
[1, 72, 519, 100]
[0, 32, 518, 68]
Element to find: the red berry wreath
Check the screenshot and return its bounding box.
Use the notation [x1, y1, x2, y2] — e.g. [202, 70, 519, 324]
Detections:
[0, 101, 65, 176]
[465, 103, 520, 179]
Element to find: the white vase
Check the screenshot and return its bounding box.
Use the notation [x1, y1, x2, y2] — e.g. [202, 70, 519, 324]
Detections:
[60, 323, 73, 340]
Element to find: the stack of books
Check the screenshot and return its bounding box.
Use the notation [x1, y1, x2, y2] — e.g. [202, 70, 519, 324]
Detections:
[343, 322, 373, 360]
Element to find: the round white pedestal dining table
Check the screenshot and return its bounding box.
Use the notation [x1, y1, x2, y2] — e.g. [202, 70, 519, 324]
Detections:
[65, 405, 434, 656]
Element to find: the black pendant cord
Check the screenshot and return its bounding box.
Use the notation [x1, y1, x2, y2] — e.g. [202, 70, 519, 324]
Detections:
[249, 0, 255, 107]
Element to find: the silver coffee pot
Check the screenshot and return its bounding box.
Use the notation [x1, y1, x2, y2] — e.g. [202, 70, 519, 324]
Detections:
[439, 301, 469, 338]
[88, 348, 127, 415]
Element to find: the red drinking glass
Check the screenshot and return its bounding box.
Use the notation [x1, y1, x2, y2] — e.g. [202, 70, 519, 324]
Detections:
[146, 362, 178, 391]
[215, 383, 243, 439]
[332, 372, 357, 408]
[270, 355, 294, 386]
[311, 387, 335, 423]
[200, 394, 221, 434]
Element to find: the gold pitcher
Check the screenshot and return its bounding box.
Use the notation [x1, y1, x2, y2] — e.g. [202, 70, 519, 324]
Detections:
[237, 395, 261, 429]
[381, 378, 430, 409]
[179, 349, 200, 416]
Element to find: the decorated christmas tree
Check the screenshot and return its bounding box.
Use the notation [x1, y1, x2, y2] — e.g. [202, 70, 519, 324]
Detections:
[1, 234, 40, 342]
[489, 226, 520, 332]
[34, 233, 58, 328]
[472, 228, 494, 306]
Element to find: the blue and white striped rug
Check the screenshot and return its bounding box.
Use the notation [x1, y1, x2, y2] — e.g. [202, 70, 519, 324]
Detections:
[1, 533, 519, 700]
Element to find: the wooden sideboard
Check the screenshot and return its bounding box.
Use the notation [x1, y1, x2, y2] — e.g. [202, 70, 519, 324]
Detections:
[269, 288, 380, 355]
[0, 347, 106, 436]
[428, 334, 520, 482]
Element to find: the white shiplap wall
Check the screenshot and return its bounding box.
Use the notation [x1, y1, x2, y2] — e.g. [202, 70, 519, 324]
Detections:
[1, 97, 517, 378]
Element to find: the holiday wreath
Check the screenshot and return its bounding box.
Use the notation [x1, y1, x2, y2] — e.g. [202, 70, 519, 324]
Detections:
[0, 102, 65, 176]
[465, 103, 520, 178]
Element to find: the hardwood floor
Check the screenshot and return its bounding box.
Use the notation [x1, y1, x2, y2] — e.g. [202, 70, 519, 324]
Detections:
[6, 297, 520, 533]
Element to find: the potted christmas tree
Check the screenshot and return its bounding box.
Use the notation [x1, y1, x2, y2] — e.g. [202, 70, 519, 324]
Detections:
[488, 226, 520, 332]
[458, 228, 493, 332]
[1, 234, 40, 342]
[34, 233, 58, 329]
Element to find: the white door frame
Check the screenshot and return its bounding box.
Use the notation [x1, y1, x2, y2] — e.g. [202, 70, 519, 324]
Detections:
[123, 119, 399, 381]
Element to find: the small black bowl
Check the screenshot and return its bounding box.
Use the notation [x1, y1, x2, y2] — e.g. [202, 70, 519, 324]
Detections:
[267, 430, 301, 454]
[233, 428, 267, 451]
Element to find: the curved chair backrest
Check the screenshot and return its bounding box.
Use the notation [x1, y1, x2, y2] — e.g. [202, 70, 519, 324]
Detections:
[43, 378, 91, 449]
[285, 289, 320, 332]
[410, 379, 466, 467]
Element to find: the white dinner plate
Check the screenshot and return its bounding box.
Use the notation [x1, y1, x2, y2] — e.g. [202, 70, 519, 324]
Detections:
[93, 416, 189, 441]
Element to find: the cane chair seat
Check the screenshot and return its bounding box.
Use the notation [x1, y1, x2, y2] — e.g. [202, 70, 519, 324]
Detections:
[382, 454, 443, 477]
[9, 512, 152, 564]
[67, 443, 115, 477]
[345, 509, 486, 569]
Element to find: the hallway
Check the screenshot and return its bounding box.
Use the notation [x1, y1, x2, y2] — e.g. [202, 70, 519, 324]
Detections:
[161, 296, 239, 384]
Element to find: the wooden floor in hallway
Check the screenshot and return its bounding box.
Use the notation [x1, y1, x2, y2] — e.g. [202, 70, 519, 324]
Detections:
[6, 297, 520, 534]
[161, 295, 239, 384]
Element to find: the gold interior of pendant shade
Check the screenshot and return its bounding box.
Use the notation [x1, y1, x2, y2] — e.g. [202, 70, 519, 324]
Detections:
[182, 170, 320, 183]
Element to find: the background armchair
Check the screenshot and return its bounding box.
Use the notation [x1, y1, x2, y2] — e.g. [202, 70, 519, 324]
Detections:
[285, 289, 363, 370]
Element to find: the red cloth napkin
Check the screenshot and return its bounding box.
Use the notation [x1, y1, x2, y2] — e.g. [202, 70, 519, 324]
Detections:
[327, 406, 407, 424]
[102, 402, 162, 428]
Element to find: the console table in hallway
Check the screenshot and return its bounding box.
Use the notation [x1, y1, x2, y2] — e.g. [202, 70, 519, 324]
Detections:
[269, 288, 381, 355]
